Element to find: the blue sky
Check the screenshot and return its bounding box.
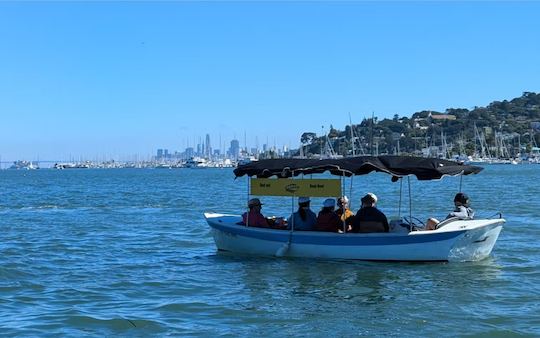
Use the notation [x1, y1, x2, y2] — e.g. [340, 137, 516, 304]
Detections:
[1, 1, 539, 161]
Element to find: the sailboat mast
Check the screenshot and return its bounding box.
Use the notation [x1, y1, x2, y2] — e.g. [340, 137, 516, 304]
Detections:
[370, 112, 374, 156]
[349, 112, 356, 157]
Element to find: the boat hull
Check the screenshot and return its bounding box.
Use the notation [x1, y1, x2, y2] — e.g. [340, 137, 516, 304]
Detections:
[205, 213, 504, 262]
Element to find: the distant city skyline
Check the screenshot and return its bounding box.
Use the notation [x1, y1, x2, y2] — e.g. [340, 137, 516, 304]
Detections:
[1, 2, 540, 161]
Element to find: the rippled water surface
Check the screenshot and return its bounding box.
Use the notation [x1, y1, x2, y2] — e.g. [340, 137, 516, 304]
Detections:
[1, 166, 539, 336]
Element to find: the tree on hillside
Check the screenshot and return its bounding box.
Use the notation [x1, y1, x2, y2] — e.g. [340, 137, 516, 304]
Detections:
[300, 132, 317, 146]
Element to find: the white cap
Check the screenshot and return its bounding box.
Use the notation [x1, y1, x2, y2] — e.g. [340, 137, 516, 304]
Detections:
[298, 196, 310, 204]
[338, 196, 349, 204]
[323, 198, 335, 208]
[367, 192, 378, 203]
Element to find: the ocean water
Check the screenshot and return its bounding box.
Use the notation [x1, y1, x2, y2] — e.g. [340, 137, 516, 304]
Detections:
[1, 165, 539, 336]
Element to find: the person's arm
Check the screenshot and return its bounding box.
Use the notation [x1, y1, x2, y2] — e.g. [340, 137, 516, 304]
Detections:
[251, 213, 269, 227]
[375, 209, 389, 232]
[447, 206, 469, 219]
[286, 214, 293, 230]
[382, 213, 389, 232]
[333, 213, 343, 232]
[351, 211, 361, 232]
[467, 207, 475, 219]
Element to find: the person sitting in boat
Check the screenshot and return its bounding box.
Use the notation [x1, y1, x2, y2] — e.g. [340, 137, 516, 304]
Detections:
[336, 196, 355, 231]
[314, 198, 342, 232]
[287, 196, 317, 231]
[241, 198, 277, 228]
[351, 193, 389, 233]
[426, 192, 475, 230]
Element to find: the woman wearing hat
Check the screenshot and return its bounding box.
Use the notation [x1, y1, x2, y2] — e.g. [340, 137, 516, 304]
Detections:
[286, 197, 317, 231]
[426, 192, 475, 230]
[242, 198, 274, 228]
[314, 198, 341, 232]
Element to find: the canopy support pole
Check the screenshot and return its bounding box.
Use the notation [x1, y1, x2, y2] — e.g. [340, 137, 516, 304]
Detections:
[291, 195, 295, 231]
[290, 171, 298, 233]
[341, 172, 346, 233]
[246, 177, 251, 227]
[408, 176, 412, 227]
[349, 175, 354, 203]
[398, 178, 403, 218]
[276, 172, 295, 257]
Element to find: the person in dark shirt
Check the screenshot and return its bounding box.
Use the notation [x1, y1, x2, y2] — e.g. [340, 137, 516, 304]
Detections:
[351, 193, 389, 233]
[314, 198, 342, 232]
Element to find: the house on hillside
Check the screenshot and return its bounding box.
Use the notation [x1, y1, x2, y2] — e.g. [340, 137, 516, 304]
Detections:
[428, 112, 457, 123]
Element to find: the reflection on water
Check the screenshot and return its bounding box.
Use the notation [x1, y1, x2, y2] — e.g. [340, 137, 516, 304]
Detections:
[209, 253, 513, 336]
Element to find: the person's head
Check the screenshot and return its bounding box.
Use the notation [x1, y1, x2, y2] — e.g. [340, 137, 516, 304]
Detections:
[248, 198, 263, 210]
[298, 196, 311, 209]
[322, 198, 335, 211]
[337, 196, 349, 209]
[361, 192, 378, 208]
[453, 192, 469, 207]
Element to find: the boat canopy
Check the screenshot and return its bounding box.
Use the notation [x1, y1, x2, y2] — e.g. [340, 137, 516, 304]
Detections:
[234, 156, 483, 180]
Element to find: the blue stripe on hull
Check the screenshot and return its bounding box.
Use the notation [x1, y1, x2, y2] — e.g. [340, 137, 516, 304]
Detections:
[209, 221, 465, 246]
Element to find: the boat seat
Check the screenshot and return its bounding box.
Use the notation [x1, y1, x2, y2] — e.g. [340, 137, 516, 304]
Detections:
[357, 221, 386, 233]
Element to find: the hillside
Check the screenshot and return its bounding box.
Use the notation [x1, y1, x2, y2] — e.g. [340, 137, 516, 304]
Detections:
[299, 92, 540, 159]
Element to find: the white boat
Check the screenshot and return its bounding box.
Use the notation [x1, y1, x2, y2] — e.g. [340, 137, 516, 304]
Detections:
[9, 160, 39, 170]
[185, 157, 208, 168]
[205, 156, 505, 262]
[205, 213, 503, 262]
[54, 162, 90, 169]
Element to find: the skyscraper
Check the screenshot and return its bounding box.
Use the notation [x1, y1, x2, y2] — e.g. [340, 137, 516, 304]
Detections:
[205, 134, 212, 159]
[230, 139, 240, 160]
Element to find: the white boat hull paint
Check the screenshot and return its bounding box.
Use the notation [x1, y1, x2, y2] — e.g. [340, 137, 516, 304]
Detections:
[204, 213, 504, 262]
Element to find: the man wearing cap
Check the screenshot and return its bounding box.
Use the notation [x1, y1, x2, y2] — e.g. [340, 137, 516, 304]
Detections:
[287, 197, 317, 231]
[241, 198, 273, 228]
[351, 193, 389, 233]
[314, 198, 341, 232]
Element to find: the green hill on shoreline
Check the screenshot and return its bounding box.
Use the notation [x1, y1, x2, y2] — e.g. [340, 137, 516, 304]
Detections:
[298, 92, 540, 159]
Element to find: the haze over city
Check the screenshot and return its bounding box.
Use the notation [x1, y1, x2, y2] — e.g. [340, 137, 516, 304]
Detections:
[1, 2, 539, 161]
